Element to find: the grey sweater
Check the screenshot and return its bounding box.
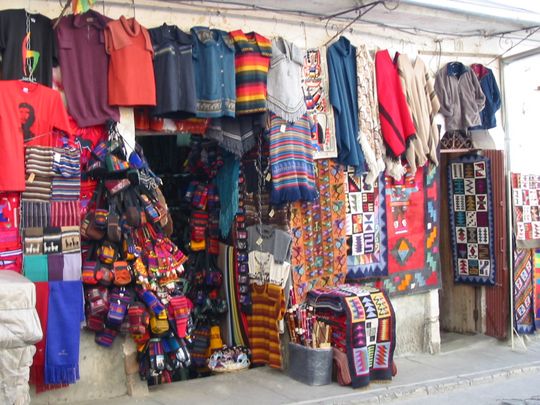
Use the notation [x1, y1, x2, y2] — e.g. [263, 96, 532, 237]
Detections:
[434, 62, 485, 131]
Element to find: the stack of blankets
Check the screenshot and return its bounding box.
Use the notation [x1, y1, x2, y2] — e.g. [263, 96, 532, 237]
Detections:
[306, 284, 396, 388]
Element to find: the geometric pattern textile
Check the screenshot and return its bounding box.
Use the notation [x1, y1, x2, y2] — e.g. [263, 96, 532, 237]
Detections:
[381, 164, 441, 295]
[535, 249, 540, 330]
[448, 155, 496, 285]
[345, 170, 387, 280]
[513, 248, 535, 334]
[290, 159, 348, 301]
[302, 48, 338, 160]
[511, 173, 540, 249]
[306, 284, 395, 389]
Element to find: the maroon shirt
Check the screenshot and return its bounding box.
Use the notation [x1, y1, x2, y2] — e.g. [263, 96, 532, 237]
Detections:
[55, 10, 119, 127]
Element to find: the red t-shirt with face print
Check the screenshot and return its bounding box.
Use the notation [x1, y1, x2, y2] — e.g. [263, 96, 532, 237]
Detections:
[0, 80, 71, 191]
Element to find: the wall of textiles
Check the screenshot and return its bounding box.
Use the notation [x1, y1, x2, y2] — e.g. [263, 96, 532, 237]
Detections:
[0, 1, 516, 403]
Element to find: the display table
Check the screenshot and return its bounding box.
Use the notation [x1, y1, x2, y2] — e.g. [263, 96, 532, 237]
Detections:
[306, 284, 395, 388]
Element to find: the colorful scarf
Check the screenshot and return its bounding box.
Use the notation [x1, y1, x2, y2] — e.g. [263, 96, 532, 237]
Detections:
[216, 153, 239, 239]
[45, 281, 84, 385]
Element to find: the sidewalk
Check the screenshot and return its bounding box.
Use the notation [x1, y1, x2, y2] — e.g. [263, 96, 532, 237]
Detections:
[76, 333, 540, 405]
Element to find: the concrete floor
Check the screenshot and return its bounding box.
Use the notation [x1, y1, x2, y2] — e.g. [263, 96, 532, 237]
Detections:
[73, 333, 540, 405]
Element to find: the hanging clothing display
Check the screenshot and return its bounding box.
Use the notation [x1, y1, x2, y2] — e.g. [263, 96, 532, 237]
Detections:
[374, 50, 416, 161]
[534, 249, 540, 330]
[302, 47, 337, 159]
[327, 36, 366, 172]
[247, 224, 292, 264]
[266, 37, 306, 122]
[148, 24, 197, 118]
[104, 16, 156, 106]
[0, 81, 71, 191]
[191, 26, 236, 118]
[206, 114, 264, 157]
[247, 283, 286, 369]
[229, 30, 272, 115]
[0, 9, 56, 86]
[267, 112, 318, 204]
[470, 64, 501, 130]
[396, 54, 440, 171]
[55, 10, 120, 127]
[435, 62, 485, 131]
[355, 44, 384, 184]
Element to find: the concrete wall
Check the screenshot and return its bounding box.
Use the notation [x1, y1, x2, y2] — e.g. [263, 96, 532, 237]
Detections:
[7, 0, 521, 401]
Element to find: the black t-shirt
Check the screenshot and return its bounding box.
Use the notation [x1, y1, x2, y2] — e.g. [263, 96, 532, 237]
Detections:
[0, 9, 57, 86]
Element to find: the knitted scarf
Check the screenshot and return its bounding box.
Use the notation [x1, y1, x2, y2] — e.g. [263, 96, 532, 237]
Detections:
[216, 152, 239, 239]
[45, 281, 84, 385]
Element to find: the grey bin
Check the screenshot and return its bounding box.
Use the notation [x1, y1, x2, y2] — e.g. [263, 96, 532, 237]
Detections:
[287, 342, 333, 386]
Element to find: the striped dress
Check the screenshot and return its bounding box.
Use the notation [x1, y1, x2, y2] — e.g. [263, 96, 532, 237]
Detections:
[268, 112, 317, 204]
[229, 30, 272, 115]
[248, 283, 285, 369]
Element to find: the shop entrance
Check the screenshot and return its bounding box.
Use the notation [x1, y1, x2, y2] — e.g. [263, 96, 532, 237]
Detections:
[438, 150, 509, 340]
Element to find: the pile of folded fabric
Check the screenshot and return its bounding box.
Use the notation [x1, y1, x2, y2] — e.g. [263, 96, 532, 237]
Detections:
[306, 284, 396, 389]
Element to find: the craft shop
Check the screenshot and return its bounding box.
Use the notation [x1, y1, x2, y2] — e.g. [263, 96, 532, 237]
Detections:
[0, 0, 538, 403]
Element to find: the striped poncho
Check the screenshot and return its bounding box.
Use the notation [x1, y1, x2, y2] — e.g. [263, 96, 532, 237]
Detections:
[229, 30, 272, 115]
[268, 112, 318, 204]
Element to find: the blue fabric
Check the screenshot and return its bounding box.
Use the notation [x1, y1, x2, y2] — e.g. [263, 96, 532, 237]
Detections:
[191, 26, 236, 118]
[470, 68, 501, 130]
[216, 152, 240, 239]
[327, 36, 366, 172]
[45, 281, 84, 385]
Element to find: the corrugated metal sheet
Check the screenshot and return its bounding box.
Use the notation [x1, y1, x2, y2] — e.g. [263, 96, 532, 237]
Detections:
[484, 150, 509, 339]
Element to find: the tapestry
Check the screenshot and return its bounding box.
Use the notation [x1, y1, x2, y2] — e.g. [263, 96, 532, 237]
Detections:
[511, 173, 540, 249]
[291, 159, 348, 300]
[448, 155, 496, 285]
[302, 48, 337, 159]
[345, 169, 387, 280]
[381, 164, 441, 295]
[306, 284, 395, 389]
[534, 249, 540, 329]
[513, 248, 535, 334]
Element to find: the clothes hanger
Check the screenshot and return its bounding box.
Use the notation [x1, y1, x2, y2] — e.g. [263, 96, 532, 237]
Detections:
[130, 0, 136, 20]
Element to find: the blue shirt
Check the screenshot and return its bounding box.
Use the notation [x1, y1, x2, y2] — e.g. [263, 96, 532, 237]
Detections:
[327, 36, 366, 172]
[191, 26, 236, 118]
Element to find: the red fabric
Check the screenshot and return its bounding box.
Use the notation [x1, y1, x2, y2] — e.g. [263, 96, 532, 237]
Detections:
[0, 193, 20, 230]
[104, 16, 156, 106]
[385, 166, 425, 276]
[375, 50, 415, 158]
[69, 118, 107, 170]
[0, 81, 72, 191]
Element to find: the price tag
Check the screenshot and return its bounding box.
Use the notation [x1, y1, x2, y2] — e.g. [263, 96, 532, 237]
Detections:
[269, 209, 275, 218]
[265, 172, 272, 181]
[22, 87, 29, 93]
[27, 173, 35, 183]
[53, 152, 61, 163]
[280, 124, 286, 133]
[256, 237, 263, 246]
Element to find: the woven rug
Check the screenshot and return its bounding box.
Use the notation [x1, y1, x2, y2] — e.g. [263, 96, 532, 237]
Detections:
[534, 249, 540, 329]
[513, 248, 535, 334]
[306, 284, 395, 389]
[448, 155, 496, 285]
[511, 173, 540, 249]
[345, 169, 387, 281]
[290, 159, 348, 300]
[381, 164, 441, 295]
